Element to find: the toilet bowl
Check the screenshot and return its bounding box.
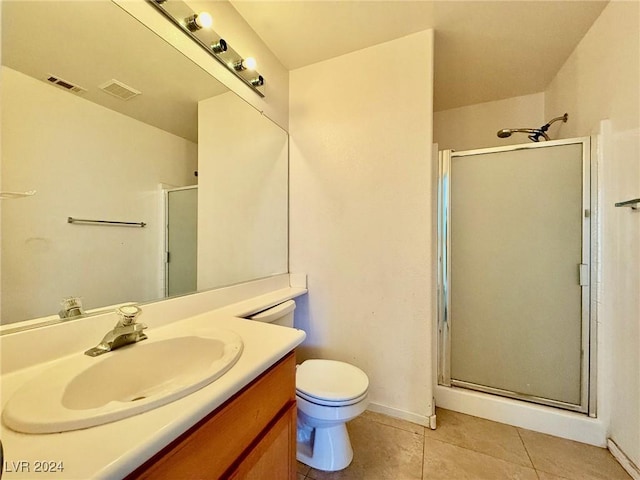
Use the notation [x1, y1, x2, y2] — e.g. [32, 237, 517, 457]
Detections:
[295, 359, 369, 471]
[246, 301, 370, 472]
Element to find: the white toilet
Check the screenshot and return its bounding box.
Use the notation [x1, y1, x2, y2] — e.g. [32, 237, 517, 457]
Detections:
[248, 300, 369, 472]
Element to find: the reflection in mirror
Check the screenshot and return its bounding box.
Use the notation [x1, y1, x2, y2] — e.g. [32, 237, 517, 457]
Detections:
[198, 92, 288, 291]
[1, 0, 288, 328]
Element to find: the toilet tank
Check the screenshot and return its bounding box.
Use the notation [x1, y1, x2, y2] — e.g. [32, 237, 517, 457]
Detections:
[247, 300, 296, 327]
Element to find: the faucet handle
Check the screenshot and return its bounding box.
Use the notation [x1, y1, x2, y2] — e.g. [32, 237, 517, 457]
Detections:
[116, 305, 142, 325]
[59, 296, 85, 319]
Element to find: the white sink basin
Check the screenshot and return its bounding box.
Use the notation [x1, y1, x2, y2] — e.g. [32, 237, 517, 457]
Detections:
[2, 328, 243, 434]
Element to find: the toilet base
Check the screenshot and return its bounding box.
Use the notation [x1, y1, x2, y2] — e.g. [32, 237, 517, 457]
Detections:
[296, 423, 353, 472]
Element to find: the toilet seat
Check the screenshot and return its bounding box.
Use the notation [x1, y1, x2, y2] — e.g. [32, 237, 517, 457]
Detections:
[296, 359, 369, 405]
[296, 389, 368, 407]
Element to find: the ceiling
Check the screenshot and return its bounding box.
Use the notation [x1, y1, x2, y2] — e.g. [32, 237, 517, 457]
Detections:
[229, 0, 609, 111]
[2, 1, 227, 142]
[1, 0, 609, 138]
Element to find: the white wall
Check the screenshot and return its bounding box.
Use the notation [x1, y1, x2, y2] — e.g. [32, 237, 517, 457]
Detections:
[1, 67, 197, 323]
[434, 93, 545, 151]
[289, 30, 435, 424]
[545, 1, 640, 467]
[197, 92, 288, 291]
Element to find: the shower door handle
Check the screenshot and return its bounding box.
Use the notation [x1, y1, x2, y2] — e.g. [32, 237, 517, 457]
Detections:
[578, 264, 589, 286]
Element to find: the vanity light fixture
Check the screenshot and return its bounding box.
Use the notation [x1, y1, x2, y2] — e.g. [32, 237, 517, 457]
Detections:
[211, 39, 227, 54]
[250, 75, 264, 87]
[184, 12, 213, 32]
[146, 0, 265, 97]
[233, 57, 257, 71]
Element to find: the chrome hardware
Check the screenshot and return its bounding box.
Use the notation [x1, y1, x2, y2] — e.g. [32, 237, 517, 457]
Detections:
[579, 263, 589, 286]
[59, 296, 85, 319]
[614, 198, 639, 210]
[67, 217, 146, 227]
[85, 306, 147, 357]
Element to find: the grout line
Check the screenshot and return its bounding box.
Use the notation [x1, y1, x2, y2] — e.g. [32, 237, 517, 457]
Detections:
[363, 415, 426, 437]
[427, 435, 535, 469]
[517, 426, 537, 470]
[422, 425, 533, 470]
[420, 431, 426, 480]
[516, 427, 563, 480]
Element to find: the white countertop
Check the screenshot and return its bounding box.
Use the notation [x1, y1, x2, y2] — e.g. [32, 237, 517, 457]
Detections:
[1, 292, 306, 479]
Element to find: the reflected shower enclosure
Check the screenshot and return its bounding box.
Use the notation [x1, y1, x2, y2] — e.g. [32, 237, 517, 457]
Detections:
[437, 138, 596, 414]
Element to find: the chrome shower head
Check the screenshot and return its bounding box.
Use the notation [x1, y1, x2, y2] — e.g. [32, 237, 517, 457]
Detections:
[497, 113, 568, 142]
[496, 127, 543, 140]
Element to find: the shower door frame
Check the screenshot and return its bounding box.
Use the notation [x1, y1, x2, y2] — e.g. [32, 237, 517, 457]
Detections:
[164, 185, 198, 298]
[437, 137, 597, 416]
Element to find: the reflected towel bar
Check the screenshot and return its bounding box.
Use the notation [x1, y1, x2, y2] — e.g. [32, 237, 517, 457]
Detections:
[614, 198, 640, 210]
[0, 190, 36, 200]
[67, 217, 146, 227]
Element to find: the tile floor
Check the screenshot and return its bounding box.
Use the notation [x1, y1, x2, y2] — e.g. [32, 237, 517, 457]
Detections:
[297, 408, 632, 480]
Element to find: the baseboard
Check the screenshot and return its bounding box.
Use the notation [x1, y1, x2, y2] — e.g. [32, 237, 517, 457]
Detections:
[608, 438, 640, 480]
[366, 402, 430, 427]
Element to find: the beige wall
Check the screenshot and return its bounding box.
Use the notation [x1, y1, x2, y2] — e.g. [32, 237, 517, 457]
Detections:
[434, 93, 545, 151]
[197, 92, 288, 291]
[545, 1, 640, 466]
[289, 30, 435, 424]
[1, 67, 197, 323]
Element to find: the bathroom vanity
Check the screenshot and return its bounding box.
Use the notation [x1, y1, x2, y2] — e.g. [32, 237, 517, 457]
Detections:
[129, 352, 296, 479]
[0, 275, 306, 479]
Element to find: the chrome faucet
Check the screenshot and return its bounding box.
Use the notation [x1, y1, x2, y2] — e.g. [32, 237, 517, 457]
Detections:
[85, 306, 148, 357]
[59, 296, 85, 319]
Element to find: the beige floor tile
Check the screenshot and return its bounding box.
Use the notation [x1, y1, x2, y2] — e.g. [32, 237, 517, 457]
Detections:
[423, 437, 538, 480]
[536, 472, 572, 480]
[362, 410, 425, 435]
[306, 415, 424, 480]
[424, 408, 533, 468]
[298, 474, 307, 480]
[518, 428, 631, 480]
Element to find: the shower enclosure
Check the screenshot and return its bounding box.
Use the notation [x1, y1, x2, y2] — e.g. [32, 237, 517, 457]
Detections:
[165, 186, 198, 297]
[437, 137, 596, 415]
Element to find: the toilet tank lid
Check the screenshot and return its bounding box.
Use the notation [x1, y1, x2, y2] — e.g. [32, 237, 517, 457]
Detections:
[248, 300, 296, 322]
[296, 359, 369, 402]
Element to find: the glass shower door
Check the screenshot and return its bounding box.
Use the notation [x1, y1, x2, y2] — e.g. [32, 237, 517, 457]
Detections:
[166, 186, 198, 297]
[438, 138, 593, 413]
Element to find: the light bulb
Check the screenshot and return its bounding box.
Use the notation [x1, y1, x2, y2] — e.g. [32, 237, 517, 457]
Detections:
[243, 57, 257, 70]
[233, 57, 257, 71]
[196, 12, 213, 29]
[185, 12, 213, 31]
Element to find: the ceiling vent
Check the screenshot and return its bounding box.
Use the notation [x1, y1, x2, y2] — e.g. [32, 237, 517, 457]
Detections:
[99, 79, 141, 101]
[46, 75, 86, 94]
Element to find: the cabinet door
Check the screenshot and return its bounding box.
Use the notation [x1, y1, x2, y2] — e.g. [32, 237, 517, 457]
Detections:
[229, 402, 296, 480]
[128, 353, 296, 479]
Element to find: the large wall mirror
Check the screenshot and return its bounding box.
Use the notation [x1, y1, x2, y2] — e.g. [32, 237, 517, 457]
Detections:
[0, 0, 289, 327]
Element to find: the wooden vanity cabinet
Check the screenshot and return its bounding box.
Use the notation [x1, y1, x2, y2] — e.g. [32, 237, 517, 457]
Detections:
[128, 352, 297, 480]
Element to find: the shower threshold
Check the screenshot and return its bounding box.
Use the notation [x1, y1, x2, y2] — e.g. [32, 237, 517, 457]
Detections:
[450, 379, 588, 414]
